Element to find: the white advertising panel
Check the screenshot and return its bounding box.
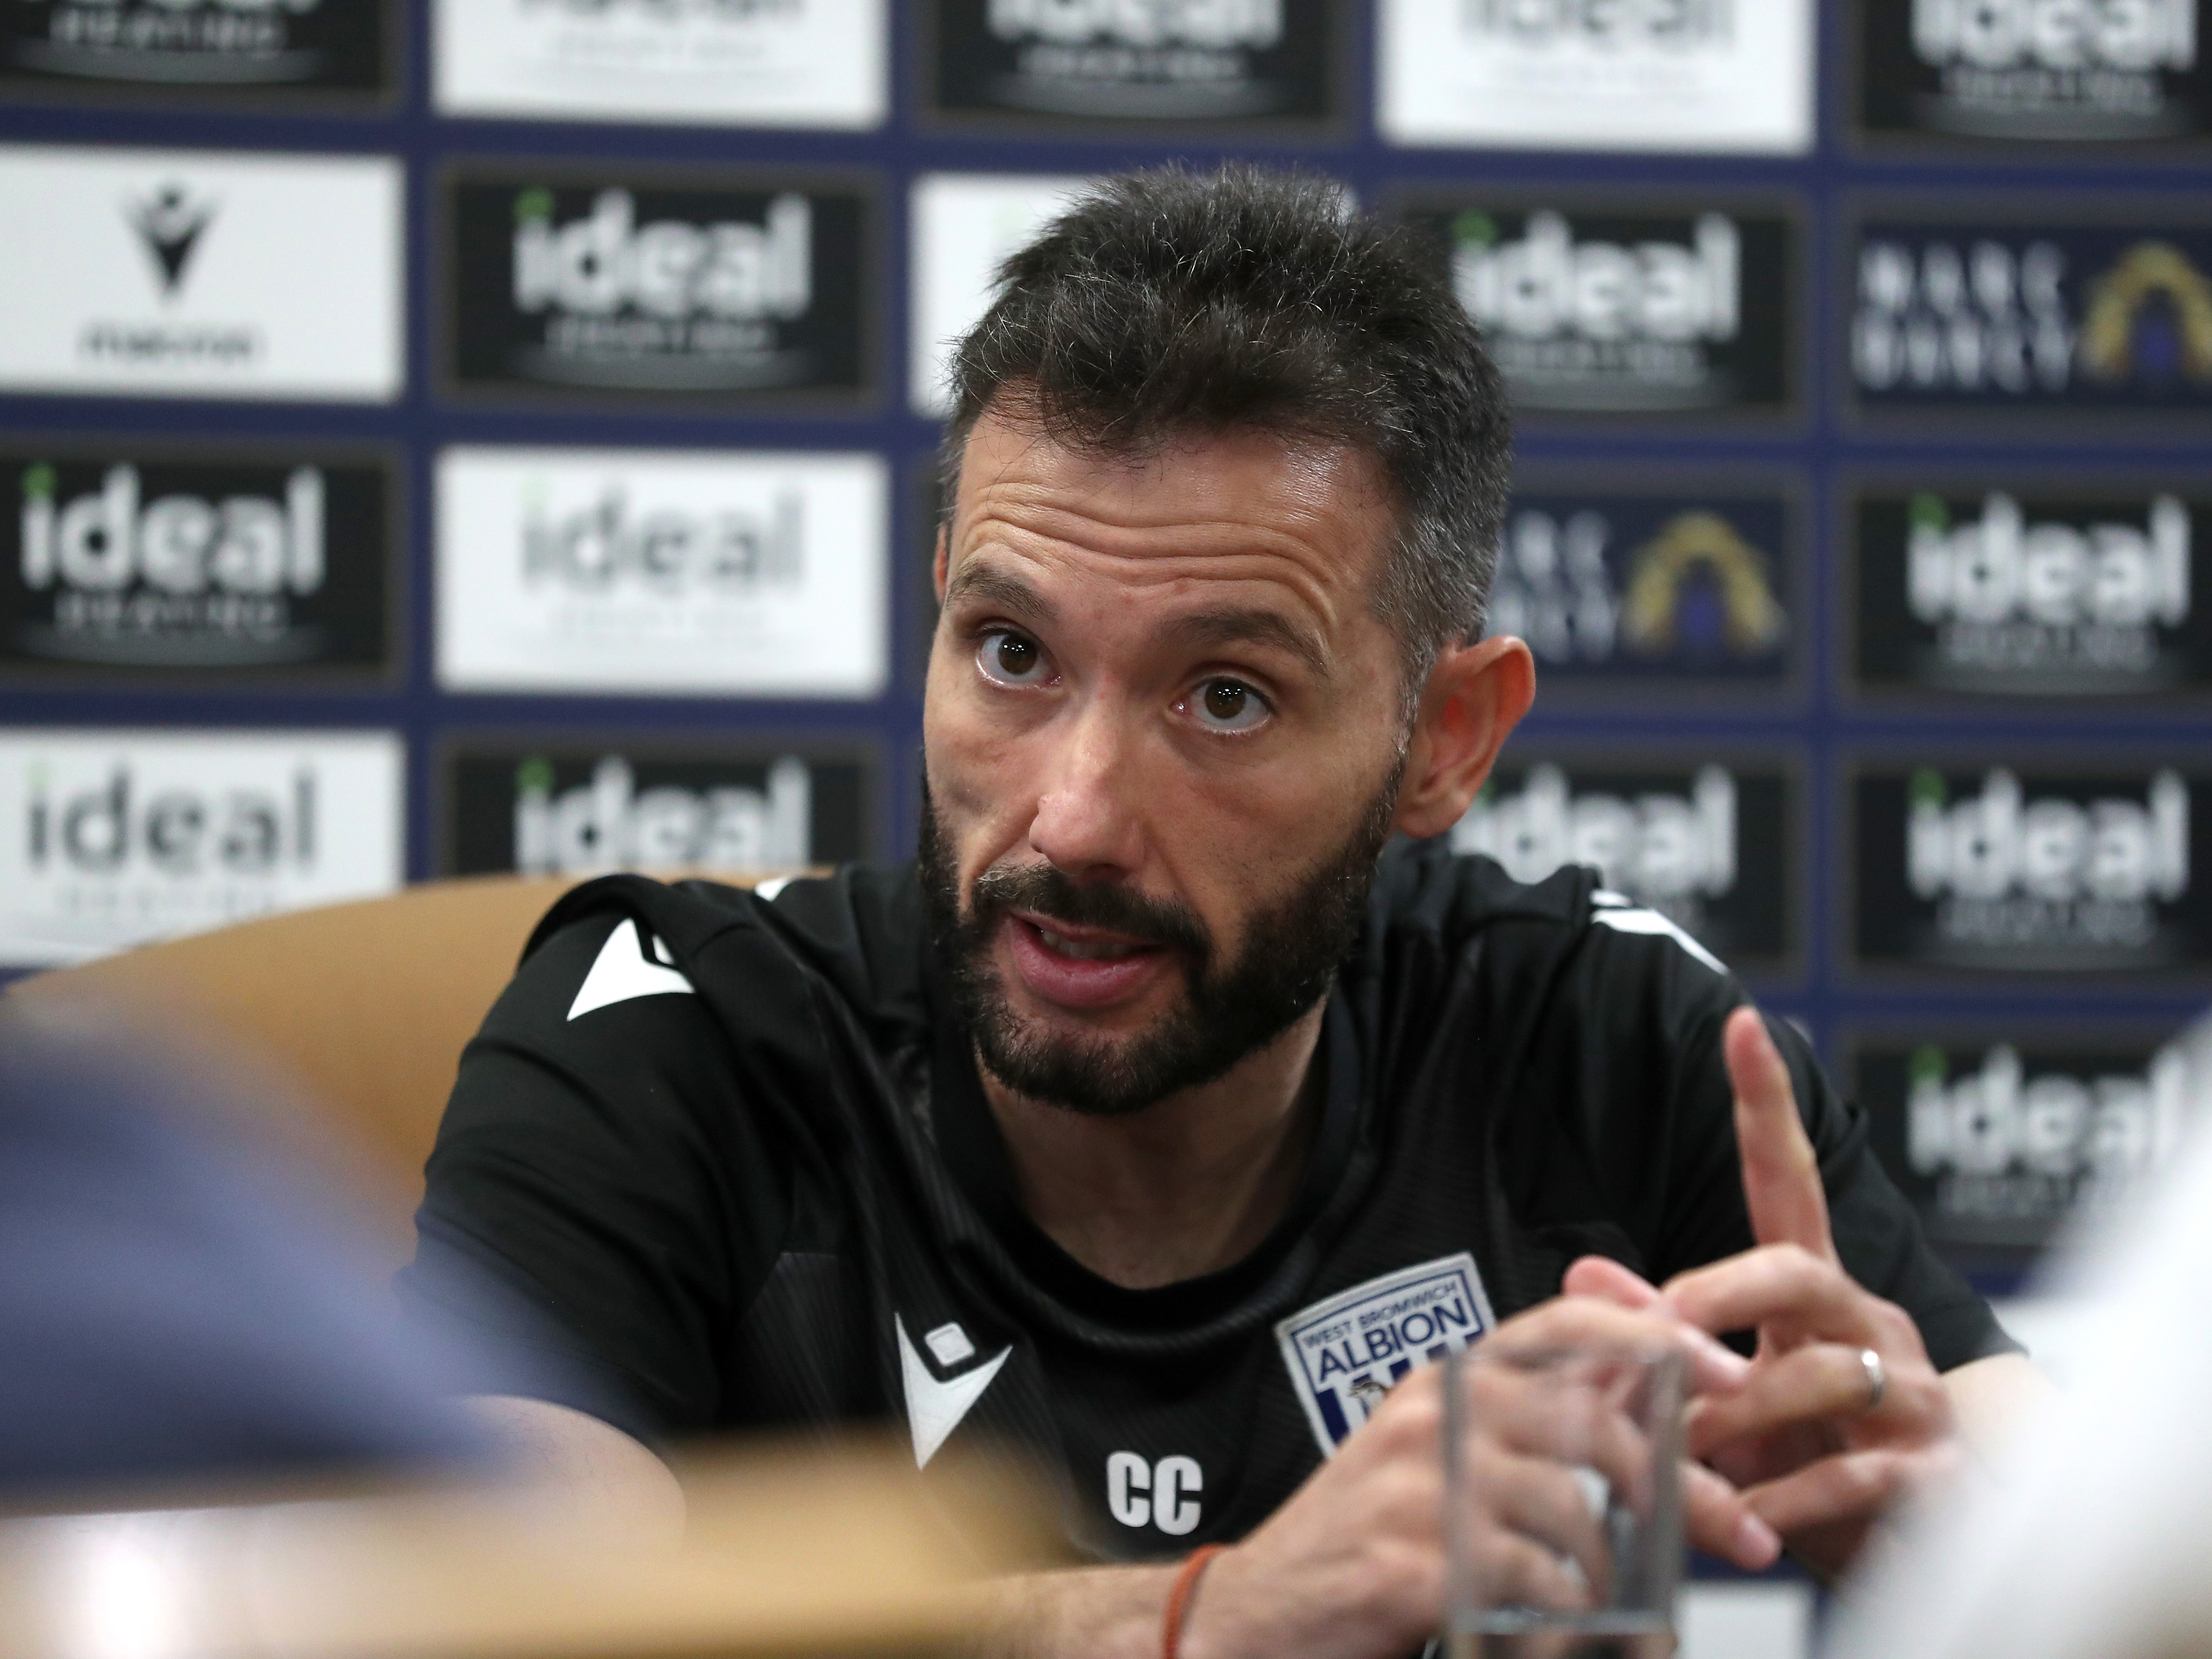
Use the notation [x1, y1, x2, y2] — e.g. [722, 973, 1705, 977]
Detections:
[910, 172, 1093, 417]
[437, 447, 890, 698]
[435, 0, 886, 128]
[0, 146, 402, 402]
[0, 728, 405, 967]
[1377, 0, 1815, 155]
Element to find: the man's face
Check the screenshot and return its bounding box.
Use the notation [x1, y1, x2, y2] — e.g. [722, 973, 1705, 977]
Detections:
[920, 410, 1418, 1116]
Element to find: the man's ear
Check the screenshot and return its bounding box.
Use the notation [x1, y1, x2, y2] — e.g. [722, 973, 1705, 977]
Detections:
[933, 523, 950, 604]
[1391, 634, 1535, 842]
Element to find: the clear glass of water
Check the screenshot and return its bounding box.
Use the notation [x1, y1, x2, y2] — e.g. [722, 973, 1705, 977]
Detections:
[1442, 1344, 1686, 1659]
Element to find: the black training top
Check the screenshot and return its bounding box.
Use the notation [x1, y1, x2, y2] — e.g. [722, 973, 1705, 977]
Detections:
[403, 839, 2007, 1559]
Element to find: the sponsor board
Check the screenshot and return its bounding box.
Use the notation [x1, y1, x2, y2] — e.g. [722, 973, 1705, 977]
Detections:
[909, 172, 1093, 417]
[1449, 749, 1799, 977]
[923, 0, 1337, 127]
[1, 0, 393, 101]
[1848, 205, 2212, 422]
[435, 0, 884, 128]
[1378, 0, 1814, 154]
[0, 727, 403, 967]
[437, 447, 888, 698]
[442, 164, 873, 407]
[1856, 0, 2211, 147]
[1848, 757, 2212, 978]
[0, 145, 402, 402]
[1488, 476, 1799, 696]
[1398, 193, 1797, 420]
[1847, 479, 2212, 701]
[1846, 1019, 2212, 1266]
[1, 443, 397, 681]
[442, 739, 875, 876]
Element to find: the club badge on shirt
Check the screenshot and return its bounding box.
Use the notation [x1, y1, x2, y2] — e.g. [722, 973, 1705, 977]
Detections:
[1275, 1252, 1497, 1455]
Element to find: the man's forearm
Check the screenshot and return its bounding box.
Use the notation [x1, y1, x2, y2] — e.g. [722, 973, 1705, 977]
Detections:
[979, 1563, 1186, 1659]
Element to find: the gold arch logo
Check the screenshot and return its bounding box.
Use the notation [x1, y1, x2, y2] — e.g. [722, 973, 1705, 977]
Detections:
[1621, 511, 1785, 658]
[2081, 241, 2212, 385]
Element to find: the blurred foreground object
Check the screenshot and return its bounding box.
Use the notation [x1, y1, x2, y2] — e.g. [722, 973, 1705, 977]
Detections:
[1827, 1008, 2212, 1659]
[5, 873, 787, 1270]
[0, 1441, 1065, 1659]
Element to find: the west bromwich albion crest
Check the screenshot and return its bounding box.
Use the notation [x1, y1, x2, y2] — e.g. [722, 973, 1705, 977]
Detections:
[1275, 1253, 1496, 1454]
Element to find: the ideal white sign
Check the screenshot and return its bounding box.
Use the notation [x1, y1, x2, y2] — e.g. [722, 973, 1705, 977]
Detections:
[909, 172, 1094, 418]
[0, 145, 402, 402]
[436, 446, 890, 698]
[0, 728, 404, 967]
[1377, 0, 1815, 154]
[434, 0, 886, 127]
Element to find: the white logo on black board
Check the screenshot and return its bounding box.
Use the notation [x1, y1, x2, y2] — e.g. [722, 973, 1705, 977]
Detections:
[927, 0, 1333, 123]
[446, 171, 870, 402]
[5, 453, 392, 674]
[3, 0, 389, 94]
[444, 745, 871, 875]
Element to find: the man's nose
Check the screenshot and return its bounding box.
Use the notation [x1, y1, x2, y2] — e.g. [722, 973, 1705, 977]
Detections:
[1026, 698, 1147, 880]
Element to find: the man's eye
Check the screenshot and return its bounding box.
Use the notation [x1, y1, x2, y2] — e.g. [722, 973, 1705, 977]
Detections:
[1184, 677, 1270, 733]
[977, 630, 1050, 687]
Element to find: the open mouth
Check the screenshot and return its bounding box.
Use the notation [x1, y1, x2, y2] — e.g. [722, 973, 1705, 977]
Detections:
[1001, 912, 1175, 1011]
[1031, 924, 1149, 961]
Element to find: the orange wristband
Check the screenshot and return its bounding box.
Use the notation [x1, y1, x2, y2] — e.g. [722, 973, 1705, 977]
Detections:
[1162, 1543, 1227, 1659]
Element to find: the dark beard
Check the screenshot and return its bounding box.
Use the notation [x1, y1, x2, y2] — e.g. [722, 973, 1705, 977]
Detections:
[916, 767, 1402, 1117]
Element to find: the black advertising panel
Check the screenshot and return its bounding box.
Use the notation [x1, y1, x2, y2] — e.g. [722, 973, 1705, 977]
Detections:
[1848, 757, 2212, 980]
[1846, 1021, 2208, 1268]
[1848, 203, 2212, 426]
[1856, 0, 2211, 149]
[442, 738, 875, 877]
[1848, 478, 2212, 702]
[0, 443, 395, 680]
[1398, 192, 1798, 422]
[442, 164, 875, 408]
[0, 0, 392, 102]
[1492, 475, 1802, 699]
[924, 0, 1338, 128]
[1447, 750, 1800, 979]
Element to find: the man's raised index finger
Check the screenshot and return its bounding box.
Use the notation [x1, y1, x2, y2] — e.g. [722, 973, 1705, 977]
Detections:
[1725, 1006, 1836, 1263]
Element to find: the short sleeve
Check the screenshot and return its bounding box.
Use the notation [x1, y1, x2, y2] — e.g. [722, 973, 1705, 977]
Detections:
[397, 909, 793, 1444]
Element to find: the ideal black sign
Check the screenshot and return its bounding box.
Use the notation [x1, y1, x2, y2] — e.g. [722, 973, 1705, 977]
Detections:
[925, 0, 1337, 126]
[1449, 752, 1798, 978]
[1849, 759, 2212, 977]
[1850, 481, 2212, 700]
[1850, 209, 2212, 421]
[443, 741, 875, 877]
[1400, 195, 1797, 420]
[0, 447, 394, 679]
[1856, 0, 2211, 147]
[1491, 481, 1799, 695]
[1846, 1022, 2207, 1267]
[1, 0, 391, 100]
[443, 167, 873, 407]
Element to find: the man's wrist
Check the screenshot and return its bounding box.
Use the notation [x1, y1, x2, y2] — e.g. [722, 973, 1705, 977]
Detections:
[1172, 1542, 1247, 1659]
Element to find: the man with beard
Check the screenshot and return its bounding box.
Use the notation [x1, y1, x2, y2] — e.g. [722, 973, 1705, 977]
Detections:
[404, 166, 2040, 1655]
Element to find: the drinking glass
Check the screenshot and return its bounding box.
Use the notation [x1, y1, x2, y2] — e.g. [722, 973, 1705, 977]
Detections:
[1441, 1344, 1686, 1659]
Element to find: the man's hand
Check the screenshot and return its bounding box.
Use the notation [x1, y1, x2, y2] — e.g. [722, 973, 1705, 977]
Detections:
[1180, 1297, 1779, 1659]
[1564, 1006, 1961, 1576]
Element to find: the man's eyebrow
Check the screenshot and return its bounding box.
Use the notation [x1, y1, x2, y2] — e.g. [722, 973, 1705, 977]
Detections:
[940, 561, 1056, 628]
[1164, 608, 1333, 682]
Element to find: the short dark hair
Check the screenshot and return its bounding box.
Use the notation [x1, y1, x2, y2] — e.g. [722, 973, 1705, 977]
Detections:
[940, 163, 1513, 689]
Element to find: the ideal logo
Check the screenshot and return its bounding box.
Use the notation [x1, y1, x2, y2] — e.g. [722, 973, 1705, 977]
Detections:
[1907, 767, 2189, 954]
[1442, 206, 1779, 412]
[1854, 234, 2074, 395]
[1462, 0, 1732, 46]
[0, 730, 402, 966]
[987, 0, 1282, 46]
[1452, 762, 1736, 931]
[522, 482, 804, 592]
[28, 763, 317, 876]
[1489, 503, 1785, 671]
[513, 753, 812, 875]
[1902, 491, 2193, 688]
[1905, 0, 2198, 138]
[512, 188, 811, 325]
[4, 0, 373, 89]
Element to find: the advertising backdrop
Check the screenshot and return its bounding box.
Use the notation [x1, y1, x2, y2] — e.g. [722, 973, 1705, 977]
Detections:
[4, 0, 2209, 1291]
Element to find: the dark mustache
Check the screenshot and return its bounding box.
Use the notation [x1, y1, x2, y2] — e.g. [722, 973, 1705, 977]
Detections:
[971, 862, 1211, 964]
